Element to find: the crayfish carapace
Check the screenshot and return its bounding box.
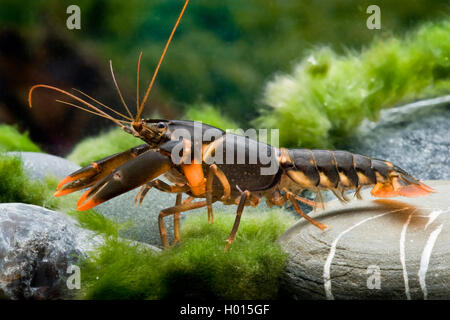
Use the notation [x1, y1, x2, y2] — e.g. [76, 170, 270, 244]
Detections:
[28, 0, 434, 250]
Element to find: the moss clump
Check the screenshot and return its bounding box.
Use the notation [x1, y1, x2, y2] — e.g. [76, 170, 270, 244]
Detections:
[0, 153, 121, 237]
[255, 20, 450, 149]
[65, 209, 121, 237]
[80, 209, 296, 300]
[0, 125, 41, 152]
[184, 103, 239, 130]
[67, 128, 141, 166]
[0, 154, 56, 207]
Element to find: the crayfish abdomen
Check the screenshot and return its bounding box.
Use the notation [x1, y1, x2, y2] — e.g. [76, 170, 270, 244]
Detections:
[284, 149, 434, 201]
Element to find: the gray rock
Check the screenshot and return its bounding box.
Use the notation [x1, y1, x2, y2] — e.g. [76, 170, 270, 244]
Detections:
[346, 95, 450, 180]
[7, 152, 82, 181]
[278, 180, 450, 300]
[0, 203, 103, 300]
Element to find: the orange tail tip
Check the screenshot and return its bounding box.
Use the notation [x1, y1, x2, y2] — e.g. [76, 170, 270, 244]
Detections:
[371, 181, 435, 198]
[397, 182, 435, 197]
[370, 182, 398, 198]
[417, 182, 435, 193]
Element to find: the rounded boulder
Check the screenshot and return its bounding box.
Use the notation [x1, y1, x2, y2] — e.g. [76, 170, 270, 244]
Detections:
[278, 180, 450, 300]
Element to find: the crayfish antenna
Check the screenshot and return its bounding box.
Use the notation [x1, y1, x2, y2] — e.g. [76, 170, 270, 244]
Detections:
[28, 84, 131, 129]
[136, 51, 143, 115]
[72, 88, 132, 121]
[136, 0, 190, 121]
[110, 60, 134, 120]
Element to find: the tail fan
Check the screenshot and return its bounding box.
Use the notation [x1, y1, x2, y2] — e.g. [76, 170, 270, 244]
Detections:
[371, 166, 435, 198]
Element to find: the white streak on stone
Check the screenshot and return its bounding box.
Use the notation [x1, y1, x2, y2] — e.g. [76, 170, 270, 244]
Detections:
[425, 207, 450, 230]
[418, 224, 443, 300]
[399, 212, 414, 300]
[323, 211, 394, 300]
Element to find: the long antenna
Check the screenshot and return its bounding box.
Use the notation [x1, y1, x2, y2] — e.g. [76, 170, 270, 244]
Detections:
[73, 88, 132, 121]
[136, 0, 190, 120]
[28, 84, 130, 129]
[136, 51, 143, 114]
[110, 60, 134, 120]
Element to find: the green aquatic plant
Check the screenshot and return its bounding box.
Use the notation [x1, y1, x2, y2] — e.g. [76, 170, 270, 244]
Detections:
[0, 125, 41, 152]
[80, 209, 296, 300]
[255, 20, 450, 149]
[0, 154, 56, 207]
[66, 208, 122, 237]
[0, 153, 121, 236]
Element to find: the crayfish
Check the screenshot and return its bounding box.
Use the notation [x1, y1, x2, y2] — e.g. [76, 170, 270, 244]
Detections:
[28, 0, 434, 250]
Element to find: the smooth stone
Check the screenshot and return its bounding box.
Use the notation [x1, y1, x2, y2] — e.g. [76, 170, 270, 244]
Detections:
[278, 180, 450, 300]
[0, 203, 103, 299]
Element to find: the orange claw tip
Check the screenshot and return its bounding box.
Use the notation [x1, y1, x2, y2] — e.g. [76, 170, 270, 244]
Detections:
[53, 189, 74, 197]
[77, 199, 100, 211]
[56, 176, 75, 189]
[76, 191, 103, 211]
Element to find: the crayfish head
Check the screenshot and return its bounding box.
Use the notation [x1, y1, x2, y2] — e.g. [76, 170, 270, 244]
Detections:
[126, 120, 169, 148]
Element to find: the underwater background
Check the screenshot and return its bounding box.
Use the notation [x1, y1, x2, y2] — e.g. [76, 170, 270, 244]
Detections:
[0, 0, 449, 155]
[0, 0, 449, 300]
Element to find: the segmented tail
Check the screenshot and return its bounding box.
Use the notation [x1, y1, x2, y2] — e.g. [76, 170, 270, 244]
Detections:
[370, 166, 434, 198]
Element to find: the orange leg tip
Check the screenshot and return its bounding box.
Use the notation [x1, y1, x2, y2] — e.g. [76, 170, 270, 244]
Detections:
[313, 222, 327, 230]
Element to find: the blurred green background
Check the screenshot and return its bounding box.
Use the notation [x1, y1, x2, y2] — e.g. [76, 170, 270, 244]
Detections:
[0, 0, 448, 155]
